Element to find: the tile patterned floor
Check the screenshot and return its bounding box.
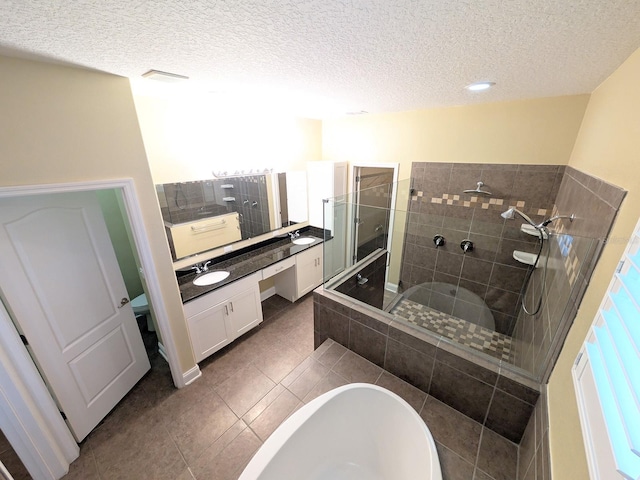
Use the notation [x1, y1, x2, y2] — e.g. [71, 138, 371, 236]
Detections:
[36, 293, 518, 480]
[392, 297, 514, 362]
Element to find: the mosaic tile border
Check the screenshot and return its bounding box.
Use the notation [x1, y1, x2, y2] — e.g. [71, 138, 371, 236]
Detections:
[410, 191, 549, 216]
[392, 298, 513, 362]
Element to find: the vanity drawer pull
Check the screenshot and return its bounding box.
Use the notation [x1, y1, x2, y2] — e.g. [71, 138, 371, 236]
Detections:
[190, 220, 227, 233]
[262, 257, 295, 279]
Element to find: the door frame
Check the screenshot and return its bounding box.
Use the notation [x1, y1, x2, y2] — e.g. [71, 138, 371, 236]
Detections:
[349, 163, 399, 279]
[0, 178, 186, 478]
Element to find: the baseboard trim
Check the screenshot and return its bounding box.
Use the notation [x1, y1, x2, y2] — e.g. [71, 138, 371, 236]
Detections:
[182, 365, 202, 386]
[157, 343, 202, 386]
[157, 342, 169, 363]
[260, 286, 276, 302]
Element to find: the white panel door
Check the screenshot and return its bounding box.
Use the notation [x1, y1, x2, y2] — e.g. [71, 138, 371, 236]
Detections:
[0, 192, 150, 441]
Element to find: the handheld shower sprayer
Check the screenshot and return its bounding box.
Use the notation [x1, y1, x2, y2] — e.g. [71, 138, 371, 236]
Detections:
[500, 207, 576, 316]
[539, 213, 576, 227]
[500, 207, 540, 230]
[501, 207, 575, 230]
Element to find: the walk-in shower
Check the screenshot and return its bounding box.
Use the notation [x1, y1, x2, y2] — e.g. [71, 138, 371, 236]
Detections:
[320, 169, 604, 383]
[314, 163, 624, 443]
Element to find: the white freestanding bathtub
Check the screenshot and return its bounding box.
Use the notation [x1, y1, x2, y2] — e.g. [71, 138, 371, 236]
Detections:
[238, 383, 443, 480]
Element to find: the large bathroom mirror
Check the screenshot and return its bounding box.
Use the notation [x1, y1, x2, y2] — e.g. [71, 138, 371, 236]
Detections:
[156, 172, 308, 261]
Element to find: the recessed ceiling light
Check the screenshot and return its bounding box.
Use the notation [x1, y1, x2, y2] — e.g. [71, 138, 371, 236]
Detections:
[465, 81, 495, 92]
[141, 69, 189, 83]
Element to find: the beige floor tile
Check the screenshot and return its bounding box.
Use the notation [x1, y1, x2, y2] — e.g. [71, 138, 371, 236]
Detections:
[375, 370, 427, 412]
[302, 370, 349, 403]
[331, 349, 383, 384]
[242, 384, 285, 425]
[254, 342, 307, 383]
[214, 364, 276, 417]
[165, 390, 238, 464]
[191, 428, 261, 480]
[248, 388, 300, 441]
[286, 358, 330, 400]
[315, 341, 348, 368]
[60, 445, 100, 480]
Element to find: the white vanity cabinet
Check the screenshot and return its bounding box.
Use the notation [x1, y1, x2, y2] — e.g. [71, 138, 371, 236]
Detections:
[184, 272, 263, 362]
[295, 244, 323, 298]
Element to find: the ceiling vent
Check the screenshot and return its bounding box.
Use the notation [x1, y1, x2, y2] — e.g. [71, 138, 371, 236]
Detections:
[141, 69, 189, 83]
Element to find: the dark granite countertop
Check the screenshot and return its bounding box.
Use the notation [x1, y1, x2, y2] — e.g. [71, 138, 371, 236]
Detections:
[178, 235, 323, 303]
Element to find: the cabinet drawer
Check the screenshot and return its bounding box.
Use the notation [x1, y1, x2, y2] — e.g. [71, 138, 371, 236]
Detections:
[262, 257, 295, 279]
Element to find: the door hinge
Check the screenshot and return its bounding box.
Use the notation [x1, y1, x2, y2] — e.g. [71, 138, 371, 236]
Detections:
[19, 334, 28, 346]
[60, 411, 67, 420]
[355, 176, 361, 182]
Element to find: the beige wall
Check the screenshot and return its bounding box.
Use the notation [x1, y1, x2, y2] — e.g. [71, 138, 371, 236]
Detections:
[134, 94, 322, 184]
[548, 47, 640, 479]
[0, 55, 195, 373]
[322, 95, 590, 286]
[322, 95, 590, 181]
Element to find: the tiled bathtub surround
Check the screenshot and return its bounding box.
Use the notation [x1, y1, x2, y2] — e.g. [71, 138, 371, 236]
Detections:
[511, 166, 626, 381]
[402, 163, 566, 336]
[314, 287, 540, 443]
[517, 386, 551, 480]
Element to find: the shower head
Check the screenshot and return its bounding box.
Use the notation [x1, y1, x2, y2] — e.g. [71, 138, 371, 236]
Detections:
[500, 207, 539, 229]
[463, 181, 492, 196]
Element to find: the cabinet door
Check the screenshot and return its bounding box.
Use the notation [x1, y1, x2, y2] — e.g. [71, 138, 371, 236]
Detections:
[296, 245, 323, 298]
[227, 285, 263, 337]
[187, 301, 232, 363]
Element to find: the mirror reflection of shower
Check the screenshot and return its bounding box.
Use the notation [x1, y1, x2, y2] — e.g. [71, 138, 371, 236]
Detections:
[501, 207, 575, 315]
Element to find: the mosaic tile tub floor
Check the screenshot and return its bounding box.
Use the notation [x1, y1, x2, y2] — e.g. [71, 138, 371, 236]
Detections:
[391, 298, 514, 362]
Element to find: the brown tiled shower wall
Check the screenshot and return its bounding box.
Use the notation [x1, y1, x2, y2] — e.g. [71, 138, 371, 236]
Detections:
[401, 163, 566, 335]
[314, 288, 540, 443]
[511, 166, 626, 380]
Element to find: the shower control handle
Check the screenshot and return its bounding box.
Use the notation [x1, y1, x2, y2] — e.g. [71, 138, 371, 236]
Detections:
[433, 235, 446, 248]
[460, 240, 474, 253]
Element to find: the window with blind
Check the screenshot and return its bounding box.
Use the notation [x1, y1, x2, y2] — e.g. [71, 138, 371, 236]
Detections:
[573, 218, 640, 480]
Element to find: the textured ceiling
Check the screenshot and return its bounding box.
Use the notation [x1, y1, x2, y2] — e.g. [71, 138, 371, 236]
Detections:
[1, 1, 640, 118]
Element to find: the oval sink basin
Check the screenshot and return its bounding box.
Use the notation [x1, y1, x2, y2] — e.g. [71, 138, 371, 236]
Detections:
[193, 271, 230, 286]
[292, 237, 315, 245]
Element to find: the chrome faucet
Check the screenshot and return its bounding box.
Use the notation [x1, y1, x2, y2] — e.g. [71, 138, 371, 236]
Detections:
[288, 230, 300, 240]
[191, 261, 212, 274]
